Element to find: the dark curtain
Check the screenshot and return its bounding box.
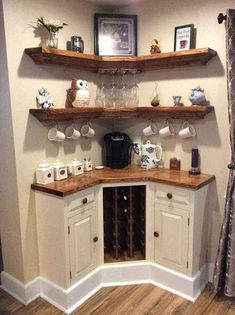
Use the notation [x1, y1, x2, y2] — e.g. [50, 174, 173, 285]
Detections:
[213, 9, 235, 296]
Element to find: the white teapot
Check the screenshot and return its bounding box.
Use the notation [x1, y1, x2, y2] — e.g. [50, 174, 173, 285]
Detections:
[138, 141, 163, 169]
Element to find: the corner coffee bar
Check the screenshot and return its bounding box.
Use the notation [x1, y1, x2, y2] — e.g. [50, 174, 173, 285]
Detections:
[1, 5, 224, 314]
[27, 43, 216, 313]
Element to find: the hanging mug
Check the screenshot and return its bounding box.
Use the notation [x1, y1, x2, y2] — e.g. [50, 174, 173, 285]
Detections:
[65, 125, 81, 140]
[81, 122, 95, 138]
[48, 126, 65, 142]
[142, 120, 158, 136]
[178, 121, 196, 139]
[159, 121, 175, 137]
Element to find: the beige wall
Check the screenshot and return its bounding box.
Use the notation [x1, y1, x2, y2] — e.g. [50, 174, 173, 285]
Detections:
[0, 0, 234, 284]
[0, 0, 24, 281]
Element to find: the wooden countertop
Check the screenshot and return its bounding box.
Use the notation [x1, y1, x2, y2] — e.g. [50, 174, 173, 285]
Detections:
[31, 165, 215, 197]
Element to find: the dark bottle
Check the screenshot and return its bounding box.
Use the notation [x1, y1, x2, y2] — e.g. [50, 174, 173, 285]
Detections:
[189, 148, 201, 175]
[71, 36, 84, 53]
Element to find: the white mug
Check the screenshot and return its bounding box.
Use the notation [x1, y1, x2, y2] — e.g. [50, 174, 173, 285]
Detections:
[65, 126, 81, 140]
[159, 121, 175, 137]
[178, 121, 196, 139]
[81, 123, 95, 138]
[143, 121, 158, 136]
[48, 127, 65, 142]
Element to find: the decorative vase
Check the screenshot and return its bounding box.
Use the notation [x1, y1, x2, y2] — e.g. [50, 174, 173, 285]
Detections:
[150, 82, 160, 106]
[46, 32, 58, 49]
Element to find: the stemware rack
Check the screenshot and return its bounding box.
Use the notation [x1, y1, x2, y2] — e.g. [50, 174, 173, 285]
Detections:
[103, 186, 146, 263]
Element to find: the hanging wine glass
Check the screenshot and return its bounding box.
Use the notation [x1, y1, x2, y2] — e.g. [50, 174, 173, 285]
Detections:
[104, 71, 112, 108]
[116, 71, 125, 108]
[120, 70, 129, 107]
[110, 70, 117, 108]
[95, 70, 105, 107]
[129, 70, 139, 107]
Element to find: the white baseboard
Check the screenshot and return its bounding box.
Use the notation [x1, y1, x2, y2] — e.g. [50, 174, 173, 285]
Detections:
[0, 271, 40, 305]
[1, 262, 211, 314]
[208, 263, 214, 283]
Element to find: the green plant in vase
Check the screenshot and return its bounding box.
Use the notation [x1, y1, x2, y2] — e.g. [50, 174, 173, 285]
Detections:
[36, 16, 68, 49]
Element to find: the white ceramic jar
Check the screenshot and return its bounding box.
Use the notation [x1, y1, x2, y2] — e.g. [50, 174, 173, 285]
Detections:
[36, 160, 54, 184]
[52, 160, 68, 181]
[84, 159, 93, 172]
[67, 159, 84, 176]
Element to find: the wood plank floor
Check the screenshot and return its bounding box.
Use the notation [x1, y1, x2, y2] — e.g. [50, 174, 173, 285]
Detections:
[0, 283, 234, 315]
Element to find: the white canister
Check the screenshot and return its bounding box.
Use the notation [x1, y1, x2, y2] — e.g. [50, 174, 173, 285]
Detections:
[84, 160, 93, 172]
[36, 160, 54, 184]
[67, 159, 84, 176]
[52, 160, 68, 181]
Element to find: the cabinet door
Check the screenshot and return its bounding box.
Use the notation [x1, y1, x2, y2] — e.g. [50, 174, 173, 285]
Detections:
[68, 208, 97, 283]
[154, 204, 189, 274]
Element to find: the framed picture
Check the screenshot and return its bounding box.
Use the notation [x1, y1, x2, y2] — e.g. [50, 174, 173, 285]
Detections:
[174, 24, 194, 51]
[94, 13, 137, 56]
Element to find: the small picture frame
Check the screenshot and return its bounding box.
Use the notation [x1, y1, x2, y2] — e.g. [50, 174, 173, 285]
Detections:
[94, 13, 137, 56]
[174, 24, 194, 51]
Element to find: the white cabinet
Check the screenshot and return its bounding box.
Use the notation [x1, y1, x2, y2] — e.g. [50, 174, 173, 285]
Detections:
[153, 183, 209, 277]
[69, 208, 97, 284]
[36, 187, 100, 289]
[35, 181, 209, 290]
[154, 204, 189, 274]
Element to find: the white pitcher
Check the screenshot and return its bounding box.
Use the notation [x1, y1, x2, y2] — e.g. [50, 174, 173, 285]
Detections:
[138, 141, 163, 169]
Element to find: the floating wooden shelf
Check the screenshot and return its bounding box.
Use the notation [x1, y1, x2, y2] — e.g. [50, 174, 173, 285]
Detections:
[24, 47, 217, 71]
[29, 106, 214, 122]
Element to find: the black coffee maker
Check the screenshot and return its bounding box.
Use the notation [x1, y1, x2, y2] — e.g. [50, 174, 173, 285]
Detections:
[103, 132, 132, 169]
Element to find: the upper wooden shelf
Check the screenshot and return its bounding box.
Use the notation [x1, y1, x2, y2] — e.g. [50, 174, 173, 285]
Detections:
[29, 106, 214, 122]
[24, 47, 217, 71]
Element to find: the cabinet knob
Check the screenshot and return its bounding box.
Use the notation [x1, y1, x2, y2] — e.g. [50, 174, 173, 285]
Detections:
[153, 231, 159, 238]
[93, 236, 98, 243]
[167, 193, 173, 199]
[82, 197, 88, 204]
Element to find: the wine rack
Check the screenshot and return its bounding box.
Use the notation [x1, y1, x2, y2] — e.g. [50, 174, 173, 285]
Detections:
[103, 186, 146, 263]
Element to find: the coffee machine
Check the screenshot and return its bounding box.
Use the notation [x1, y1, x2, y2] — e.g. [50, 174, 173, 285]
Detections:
[103, 132, 132, 169]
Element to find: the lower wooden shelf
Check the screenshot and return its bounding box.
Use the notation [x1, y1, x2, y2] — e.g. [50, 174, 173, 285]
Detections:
[29, 106, 214, 122]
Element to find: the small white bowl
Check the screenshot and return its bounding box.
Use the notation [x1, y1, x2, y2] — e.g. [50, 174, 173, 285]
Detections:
[95, 166, 104, 170]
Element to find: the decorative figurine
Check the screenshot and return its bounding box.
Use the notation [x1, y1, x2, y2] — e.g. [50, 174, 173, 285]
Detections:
[36, 88, 54, 109]
[172, 95, 182, 106]
[67, 78, 90, 107]
[150, 39, 161, 54]
[189, 86, 206, 105]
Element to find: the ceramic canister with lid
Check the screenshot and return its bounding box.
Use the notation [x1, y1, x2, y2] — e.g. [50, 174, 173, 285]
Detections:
[36, 160, 54, 184]
[84, 159, 93, 172]
[52, 160, 68, 180]
[67, 159, 84, 176]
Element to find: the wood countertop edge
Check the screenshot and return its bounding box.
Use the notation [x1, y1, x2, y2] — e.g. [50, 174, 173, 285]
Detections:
[31, 170, 215, 197]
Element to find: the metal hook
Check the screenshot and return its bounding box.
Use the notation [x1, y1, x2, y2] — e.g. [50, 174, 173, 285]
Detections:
[217, 13, 227, 24]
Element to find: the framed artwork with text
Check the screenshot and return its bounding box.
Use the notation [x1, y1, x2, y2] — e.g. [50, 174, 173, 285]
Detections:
[174, 24, 194, 51]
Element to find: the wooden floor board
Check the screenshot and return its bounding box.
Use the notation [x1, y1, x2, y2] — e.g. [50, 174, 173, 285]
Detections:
[0, 283, 235, 315]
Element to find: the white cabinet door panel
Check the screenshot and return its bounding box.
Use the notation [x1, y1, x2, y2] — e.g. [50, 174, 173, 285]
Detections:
[155, 205, 189, 274]
[69, 209, 96, 283]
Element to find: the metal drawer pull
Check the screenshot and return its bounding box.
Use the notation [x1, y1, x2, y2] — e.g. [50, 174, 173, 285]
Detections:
[82, 197, 88, 204]
[93, 236, 98, 242]
[153, 231, 159, 238]
[167, 193, 173, 199]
